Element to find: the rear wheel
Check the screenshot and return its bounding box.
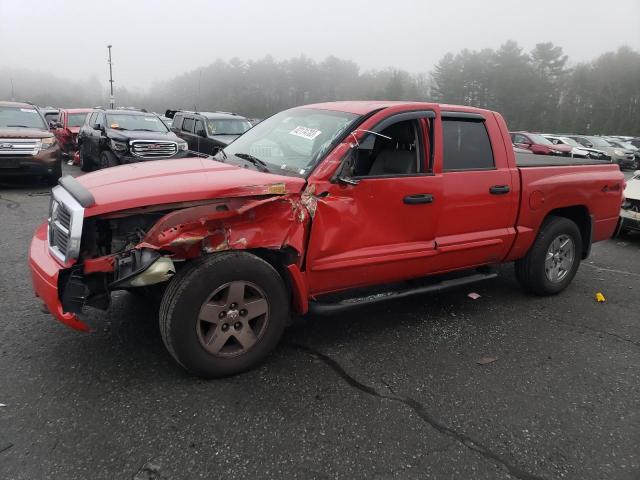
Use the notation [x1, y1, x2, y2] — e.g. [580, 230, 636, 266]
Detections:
[515, 216, 582, 295]
[159, 252, 289, 378]
[99, 151, 119, 170]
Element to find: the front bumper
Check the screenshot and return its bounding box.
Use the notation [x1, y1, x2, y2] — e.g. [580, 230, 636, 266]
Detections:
[29, 223, 90, 332]
[620, 208, 640, 231]
[613, 155, 636, 169]
[0, 151, 60, 176]
[116, 150, 190, 164]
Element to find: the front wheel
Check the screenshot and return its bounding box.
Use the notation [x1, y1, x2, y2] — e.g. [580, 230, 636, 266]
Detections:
[515, 216, 582, 296]
[79, 145, 92, 172]
[99, 151, 119, 170]
[159, 252, 289, 378]
[45, 161, 62, 186]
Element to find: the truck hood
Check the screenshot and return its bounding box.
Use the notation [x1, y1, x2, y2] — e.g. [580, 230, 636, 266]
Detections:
[106, 128, 183, 143]
[0, 127, 53, 139]
[76, 157, 306, 216]
[210, 134, 240, 145]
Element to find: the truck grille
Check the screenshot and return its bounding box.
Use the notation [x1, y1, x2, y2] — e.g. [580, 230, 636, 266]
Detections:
[0, 138, 40, 156]
[130, 140, 177, 158]
[48, 186, 84, 264]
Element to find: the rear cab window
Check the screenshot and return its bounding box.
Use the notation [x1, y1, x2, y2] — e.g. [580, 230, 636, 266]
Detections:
[442, 119, 495, 171]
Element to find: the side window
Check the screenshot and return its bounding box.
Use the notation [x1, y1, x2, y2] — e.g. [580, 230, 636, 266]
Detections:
[95, 113, 105, 128]
[87, 112, 97, 128]
[172, 114, 183, 130]
[353, 119, 424, 177]
[182, 117, 195, 133]
[195, 119, 206, 136]
[512, 133, 527, 144]
[442, 119, 494, 171]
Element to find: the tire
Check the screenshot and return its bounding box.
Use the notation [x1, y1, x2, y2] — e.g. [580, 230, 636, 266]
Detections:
[159, 252, 289, 378]
[46, 160, 62, 186]
[515, 216, 582, 296]
[99, 151, 119, 170]
[79, 145, 92, 172]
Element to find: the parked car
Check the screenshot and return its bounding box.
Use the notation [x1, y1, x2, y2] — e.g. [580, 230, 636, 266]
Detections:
[169, 110, 252, 156]
[604, 138, 639, 169]
[568, 135, 636, 169]
[51, 108, 92, 157]
[510, 131, 572, 156]
[0, 100, 61, 184]
[29, 101, 624, 378]
[618, 170, 640, 235]
[77, 108, 189, 171]
[543, 135, 609, 160]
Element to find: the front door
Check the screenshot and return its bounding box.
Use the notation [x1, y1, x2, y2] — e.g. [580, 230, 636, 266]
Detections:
[305, 112, 443, 295]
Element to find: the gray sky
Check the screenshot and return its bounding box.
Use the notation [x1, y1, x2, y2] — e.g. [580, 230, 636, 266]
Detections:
[1, 0, 639, 90]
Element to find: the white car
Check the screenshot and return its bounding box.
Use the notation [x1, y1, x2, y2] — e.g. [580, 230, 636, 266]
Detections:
[619, 171, 640, 234]
[543, 135, 602, 159]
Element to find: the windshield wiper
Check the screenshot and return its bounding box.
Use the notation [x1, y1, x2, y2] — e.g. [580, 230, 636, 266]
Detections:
[131, 128, 157, 132]
[234, 153, 270, 172]
[7, 125, 31, 128]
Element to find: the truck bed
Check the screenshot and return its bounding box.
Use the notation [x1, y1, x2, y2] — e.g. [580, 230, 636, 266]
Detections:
[515, 152, 611, 167]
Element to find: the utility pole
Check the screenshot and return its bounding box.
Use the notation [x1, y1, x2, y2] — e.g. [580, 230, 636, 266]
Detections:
[10, 78, 15, 101]
[107, 45, 115, 109]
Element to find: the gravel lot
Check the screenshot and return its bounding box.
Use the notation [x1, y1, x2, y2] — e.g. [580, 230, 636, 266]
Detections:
[1, 165, 639, 480]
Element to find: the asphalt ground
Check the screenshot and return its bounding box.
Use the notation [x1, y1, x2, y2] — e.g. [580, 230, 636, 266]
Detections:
[0, 165, 638, 480]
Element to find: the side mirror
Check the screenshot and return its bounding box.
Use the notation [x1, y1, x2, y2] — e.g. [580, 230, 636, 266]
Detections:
[586, 143, 593, 148]
[197, 129, 207, 138]
[333, 144, 360, 186]
[49, 121, 62, 129]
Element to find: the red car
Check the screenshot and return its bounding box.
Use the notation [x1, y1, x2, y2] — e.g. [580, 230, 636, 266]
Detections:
[511, 131, 572, 156]
[29, 101, 623, 378]
[51, 108, 92, 158]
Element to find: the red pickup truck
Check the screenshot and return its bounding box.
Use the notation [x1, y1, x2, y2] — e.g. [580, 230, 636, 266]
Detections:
[29, 101, 624, 377]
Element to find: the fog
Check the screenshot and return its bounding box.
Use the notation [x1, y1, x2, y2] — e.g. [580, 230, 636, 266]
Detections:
[1, 0, 639, 90]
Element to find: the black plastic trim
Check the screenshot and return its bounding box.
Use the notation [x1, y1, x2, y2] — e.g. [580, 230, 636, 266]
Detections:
[58, 175, 95, 208]
[441, 111, 486, 120]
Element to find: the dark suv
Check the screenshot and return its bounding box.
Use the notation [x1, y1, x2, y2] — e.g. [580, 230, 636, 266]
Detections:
[77, 108, 189, 171]
[0, 101, 62, 184]
[168, 110, 252, 156]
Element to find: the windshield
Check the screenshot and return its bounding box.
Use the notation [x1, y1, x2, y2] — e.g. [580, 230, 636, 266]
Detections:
[527, 133, 553, 145]
[206, 119, 252, 136]
[68, 113, 89, 127]
[0, 106, 47, 129]
[106, 114, 169, 132]
[223, 108, 358, 176]
[587, 137, 612, 147]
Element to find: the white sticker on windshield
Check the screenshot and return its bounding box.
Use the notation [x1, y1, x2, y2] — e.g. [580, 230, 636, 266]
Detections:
[289, 126, 322, 140]
[20, 108, 36, 112]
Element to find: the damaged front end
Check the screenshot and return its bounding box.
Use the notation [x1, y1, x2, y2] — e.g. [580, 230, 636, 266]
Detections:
[46, 177, 315, 326]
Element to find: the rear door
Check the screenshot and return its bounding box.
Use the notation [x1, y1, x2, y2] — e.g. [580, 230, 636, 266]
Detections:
[428, 112, 518, 271]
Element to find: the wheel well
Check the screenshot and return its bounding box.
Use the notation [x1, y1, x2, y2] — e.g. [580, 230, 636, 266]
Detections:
[246, 247, 299, 292]
[545, 205, 592, 258]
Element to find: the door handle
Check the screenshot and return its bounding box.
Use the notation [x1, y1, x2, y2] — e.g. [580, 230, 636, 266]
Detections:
[489, 185, 510, 195]
[403, 193, 434, 205]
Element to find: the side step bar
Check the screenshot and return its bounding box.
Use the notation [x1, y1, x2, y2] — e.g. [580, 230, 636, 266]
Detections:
[308, 271, 498, 315]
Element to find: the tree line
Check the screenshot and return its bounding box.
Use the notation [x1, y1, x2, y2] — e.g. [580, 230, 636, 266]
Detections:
[1, 42, 638, 135]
